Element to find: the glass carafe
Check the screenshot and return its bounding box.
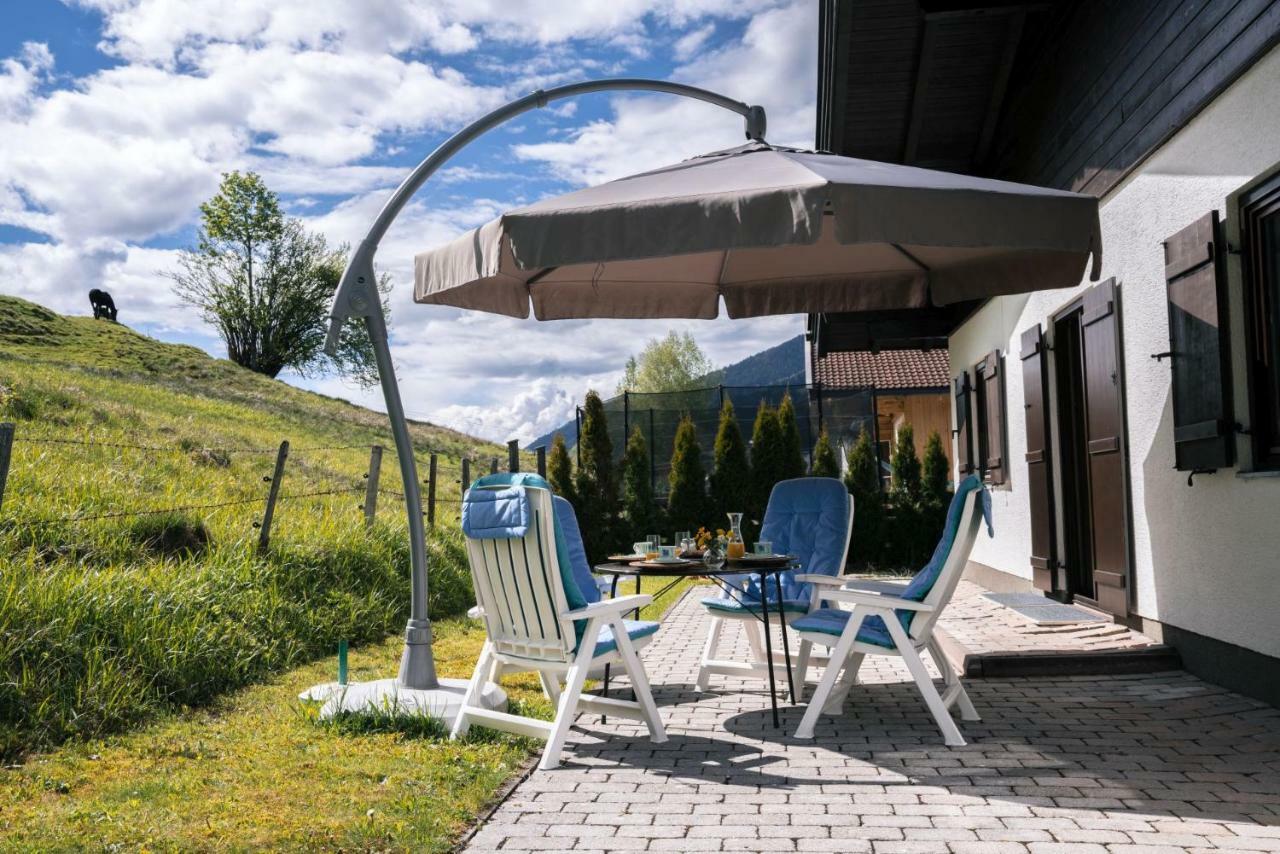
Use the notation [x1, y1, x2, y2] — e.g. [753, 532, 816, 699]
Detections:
[726, 512, 746, 560]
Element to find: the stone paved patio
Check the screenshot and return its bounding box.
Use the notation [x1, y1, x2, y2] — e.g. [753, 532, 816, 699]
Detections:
[465, 589, 1280, 853]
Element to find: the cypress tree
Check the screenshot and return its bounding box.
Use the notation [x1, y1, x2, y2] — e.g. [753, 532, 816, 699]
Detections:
[843, 429, 884, 567]
[810, 427, 840, 478]
[574, 390, 618, 560]
[621, 425, 658, 534]
[667, 415, 707, 533]
[709, 399, 751, 523]
[547, 433, 575, 503]
[890, 424, 923, 508]
[921, 430, 949, 509]
[777, 392, 806, 480]
[920, 429, 951, 542]
[889, 423, 925, 566]
[749, 401, 784, 523]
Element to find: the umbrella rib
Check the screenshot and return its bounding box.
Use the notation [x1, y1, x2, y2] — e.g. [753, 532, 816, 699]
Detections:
[890, 243, 931, 272]
[525, 267, 558, 287]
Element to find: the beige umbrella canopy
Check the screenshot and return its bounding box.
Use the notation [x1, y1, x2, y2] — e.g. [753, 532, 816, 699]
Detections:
[415, 141, 1102, 320]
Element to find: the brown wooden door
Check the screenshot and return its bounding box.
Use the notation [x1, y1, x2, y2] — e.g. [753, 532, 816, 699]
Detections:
[1080, 278, 1130, 616]
[1020, 324, 1056, 592]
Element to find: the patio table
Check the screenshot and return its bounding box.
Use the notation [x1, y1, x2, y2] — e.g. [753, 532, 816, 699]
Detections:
[594, 557, 796, 728]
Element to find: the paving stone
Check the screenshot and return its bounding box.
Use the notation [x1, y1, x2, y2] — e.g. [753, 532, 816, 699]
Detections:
[460, 587, 1280, 854]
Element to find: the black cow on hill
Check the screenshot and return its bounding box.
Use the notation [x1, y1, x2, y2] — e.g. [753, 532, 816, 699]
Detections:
[89, 289, 117, 321]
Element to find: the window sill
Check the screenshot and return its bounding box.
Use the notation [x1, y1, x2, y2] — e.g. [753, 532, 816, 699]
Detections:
[1236, 468, 1280, 480]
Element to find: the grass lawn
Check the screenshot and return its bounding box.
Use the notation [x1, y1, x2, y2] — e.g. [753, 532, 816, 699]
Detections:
[0, 577, 695, 852]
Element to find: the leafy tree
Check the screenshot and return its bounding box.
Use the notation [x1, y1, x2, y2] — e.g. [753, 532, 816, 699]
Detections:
[810, 428, 840, 478]
[749, 401, 784, 525]
[620, 426, 659, 534]
[777, 392, 806, 480]
[667, 415, 707, 533]
[709, 399, 751, 523]
[573, 390, 618, 560]
[844, 429, 884, 567]
[547, 433, 575, 503]
[171, 171, 386, 384]
[616, 331, 714, 394]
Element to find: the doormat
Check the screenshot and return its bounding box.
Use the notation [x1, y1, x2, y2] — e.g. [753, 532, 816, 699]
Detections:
[982, 592, 1108, 626]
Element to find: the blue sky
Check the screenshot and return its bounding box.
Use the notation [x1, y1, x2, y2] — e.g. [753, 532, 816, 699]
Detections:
[1, 0, 816, 442]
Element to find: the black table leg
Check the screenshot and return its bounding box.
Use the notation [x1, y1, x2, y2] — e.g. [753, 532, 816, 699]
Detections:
[758, 574, 780, 729]
[635, 573, 643, 619]
[776, 570, 796, 704]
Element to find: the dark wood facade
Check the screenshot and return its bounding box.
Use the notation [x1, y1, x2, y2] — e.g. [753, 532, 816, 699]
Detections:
[819, 0, 1280, 196]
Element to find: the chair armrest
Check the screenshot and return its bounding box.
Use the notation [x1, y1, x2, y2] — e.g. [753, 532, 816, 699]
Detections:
[794, 573, 864, 587]
[563, 594, 653, 620]
[818, 588, 935, 612]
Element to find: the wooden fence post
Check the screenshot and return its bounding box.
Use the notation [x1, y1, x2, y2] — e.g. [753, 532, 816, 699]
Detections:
[257, 440, 289, 554]
[427, 453, 438, 526]
[490, 457, 498, 474]
[508, 439, 520, 473]
[460, 458, 471, 495]
[536, 446, 546, 478]
[0, 422, 13, 514]
[362, 444, 383, 527]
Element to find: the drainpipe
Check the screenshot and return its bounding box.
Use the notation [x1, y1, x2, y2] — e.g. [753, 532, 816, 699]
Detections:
[323, 79, 767, 689]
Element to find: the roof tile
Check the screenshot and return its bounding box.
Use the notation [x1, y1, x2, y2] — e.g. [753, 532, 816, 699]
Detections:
[813, 348, 950, 390]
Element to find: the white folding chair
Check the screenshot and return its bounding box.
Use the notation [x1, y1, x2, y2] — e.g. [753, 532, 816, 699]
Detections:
[791, 476, 989, 746]
[696, 477, 854, 695]
[451, 482, 667, 769]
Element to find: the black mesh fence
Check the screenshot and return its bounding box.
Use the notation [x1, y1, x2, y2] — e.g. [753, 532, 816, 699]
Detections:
[578, 384, 877, 496]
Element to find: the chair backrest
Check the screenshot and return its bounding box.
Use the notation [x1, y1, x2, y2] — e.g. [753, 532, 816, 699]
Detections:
[759, 477, 853, 601]
[462, 483, 581, 664]
[897, 474, 990, 642]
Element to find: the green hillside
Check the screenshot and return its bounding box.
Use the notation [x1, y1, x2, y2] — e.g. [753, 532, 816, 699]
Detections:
[0, 295, 505, 759]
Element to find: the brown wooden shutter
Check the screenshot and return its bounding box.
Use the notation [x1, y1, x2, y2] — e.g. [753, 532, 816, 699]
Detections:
[1081, 278, 1130, 616]
[953, 372, 974, 475]
[1162, 211, 1235, 472]
[1020, 324, 1056, 591]
[980, 350, 1006, 485]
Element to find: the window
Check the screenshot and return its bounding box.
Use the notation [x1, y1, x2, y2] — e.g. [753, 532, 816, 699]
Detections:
[1241, 173, 1280, 470]
[973, 350, 1007, 485]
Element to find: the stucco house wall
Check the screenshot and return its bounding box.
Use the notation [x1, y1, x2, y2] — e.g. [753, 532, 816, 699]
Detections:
[948, 45, 1280, 660]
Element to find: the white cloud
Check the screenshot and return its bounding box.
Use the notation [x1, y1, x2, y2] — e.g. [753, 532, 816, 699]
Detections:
[512, 1, 818, 186]
[5, 0, 812, 444]
[437, 378, 577, 445]
[673, 23, 715, 61]
[0, 42, 54, 117]
[73, 0, 782, 65]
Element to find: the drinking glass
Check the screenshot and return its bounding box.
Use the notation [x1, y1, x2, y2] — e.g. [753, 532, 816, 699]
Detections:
[754, 540, 773, 556]
[646, 534, 661, 560]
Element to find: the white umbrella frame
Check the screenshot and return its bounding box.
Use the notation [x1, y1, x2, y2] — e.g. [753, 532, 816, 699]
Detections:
[323, 79, 767, 692]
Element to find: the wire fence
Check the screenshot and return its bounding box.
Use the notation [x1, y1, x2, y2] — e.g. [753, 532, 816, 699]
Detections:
[0, 423, 530, 551]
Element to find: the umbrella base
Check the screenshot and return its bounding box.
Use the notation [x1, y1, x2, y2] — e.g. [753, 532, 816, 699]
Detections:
[298, 677, 507, 725]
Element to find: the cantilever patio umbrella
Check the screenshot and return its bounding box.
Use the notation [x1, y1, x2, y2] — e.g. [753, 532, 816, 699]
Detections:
[309, 78, 1101, 721]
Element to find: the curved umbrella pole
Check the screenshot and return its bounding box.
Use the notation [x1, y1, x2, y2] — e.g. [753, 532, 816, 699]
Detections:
[323, 79, 766, 690]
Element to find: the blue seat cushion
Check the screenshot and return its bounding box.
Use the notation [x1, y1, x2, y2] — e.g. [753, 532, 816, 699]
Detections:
[592, 620, 660, 657]
[790, 608, 895, 649]
[700, 594, 811, 615]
